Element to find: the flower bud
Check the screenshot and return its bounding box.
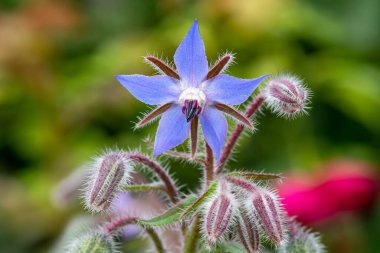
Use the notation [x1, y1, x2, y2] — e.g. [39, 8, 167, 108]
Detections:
[204, 191, 236, 245]
[67, 232, 117, 253]
[249, 188, 285, 245]
[264, 74, 310, 117]
[237, 211, 260, 253]
[84, 151, 132, 212]
[278, 218, 325, 253]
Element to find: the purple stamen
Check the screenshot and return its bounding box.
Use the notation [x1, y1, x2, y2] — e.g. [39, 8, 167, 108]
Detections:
[182, 99, 189, 114]
[182, 99, 202, 122]
[192, 100, 198, 109]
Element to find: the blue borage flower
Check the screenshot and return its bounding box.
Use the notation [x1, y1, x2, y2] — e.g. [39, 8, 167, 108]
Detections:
[116, 20, 268, 160]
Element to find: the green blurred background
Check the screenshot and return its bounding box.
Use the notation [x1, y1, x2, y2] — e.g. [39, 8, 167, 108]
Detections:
[0, 0, 379, 252]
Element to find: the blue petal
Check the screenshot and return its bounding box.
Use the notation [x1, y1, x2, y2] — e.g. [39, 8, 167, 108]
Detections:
[116, 75, 180, 105]
[205, 74, 269, 105]
[199, 106, 227, 160]
[174, 20, 208, 87]
[154, 105, 190, 156]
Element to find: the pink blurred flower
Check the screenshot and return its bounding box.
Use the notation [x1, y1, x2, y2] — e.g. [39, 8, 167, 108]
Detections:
[277, 160, 379, 225]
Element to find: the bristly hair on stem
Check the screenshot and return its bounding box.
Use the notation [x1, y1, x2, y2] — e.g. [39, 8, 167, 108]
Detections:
[216, 95, 265, 174]
[126, 152, 180, 203]
[102, 215, 166, 253]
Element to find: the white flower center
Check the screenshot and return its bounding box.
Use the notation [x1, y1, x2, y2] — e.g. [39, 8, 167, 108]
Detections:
[178, 87, 206, 105]
[178, 87, 206, 122]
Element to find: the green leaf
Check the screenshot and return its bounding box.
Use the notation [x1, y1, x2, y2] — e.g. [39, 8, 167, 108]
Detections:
[180, 181, 218, 219]
[122, 183, 166, 192]
[138, 195, 198, 227]
[228, 171, 282, 181]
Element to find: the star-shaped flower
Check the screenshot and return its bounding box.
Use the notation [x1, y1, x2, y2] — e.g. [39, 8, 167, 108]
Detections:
[116, 20, 268, 160]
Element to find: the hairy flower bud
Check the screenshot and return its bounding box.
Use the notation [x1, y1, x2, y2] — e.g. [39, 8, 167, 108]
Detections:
[237, 211, 260, 253]
[204, 187, 236, 245]
[248, 188, 285, 245]
[84, 151, 132, 212]
[279, 218, 325, 253]
[67, 231, 117, 253]
[264, 74, 310, 117]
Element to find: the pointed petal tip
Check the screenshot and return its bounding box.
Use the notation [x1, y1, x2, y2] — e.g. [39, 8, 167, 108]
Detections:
[174, 19, 208, 87]
[115, 75, 126, 84]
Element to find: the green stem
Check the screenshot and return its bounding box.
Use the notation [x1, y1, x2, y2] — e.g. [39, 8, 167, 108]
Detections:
[183, 215, 201, 253]
[103, 216, 166, 253]
[216, 95, 265, 174]
[145, 227, 166, 253]
[126, 152, 179, 203]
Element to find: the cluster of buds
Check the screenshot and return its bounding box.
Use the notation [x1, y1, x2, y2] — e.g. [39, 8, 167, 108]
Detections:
[263, 74, 310, 118]
[202, 176, 286, 251]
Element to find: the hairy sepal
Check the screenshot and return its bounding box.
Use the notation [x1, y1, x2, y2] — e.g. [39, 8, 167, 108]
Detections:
[228, 171, 282, 181]
[247, 188, 287, 245]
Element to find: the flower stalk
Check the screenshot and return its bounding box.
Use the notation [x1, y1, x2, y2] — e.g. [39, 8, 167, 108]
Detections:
[103, 215, 165, 253]
[126, 152, 179, 203]
[216, 95, 265, 174]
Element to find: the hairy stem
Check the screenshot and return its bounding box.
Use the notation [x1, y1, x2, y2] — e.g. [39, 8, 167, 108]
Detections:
[216, 95, 264, 174]
[125, 152, 179, 203]
[103, 216, 137, 235]
[183, 215, 201, 253]
[145, 227, 166, 253]
[143, 138, 205, 165]
[103, 216, 165, 253]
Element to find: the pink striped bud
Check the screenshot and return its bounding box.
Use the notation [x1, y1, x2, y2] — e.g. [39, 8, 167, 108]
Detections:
[204, 191, 236, 245]
[237, 211, 260, 253]
[264, 74, 310, 117]
[84, 151, 132, 212]
[249, 189, 285, 245]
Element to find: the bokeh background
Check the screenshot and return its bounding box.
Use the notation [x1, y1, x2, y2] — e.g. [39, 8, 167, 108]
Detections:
[0, 0, 379, 252]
